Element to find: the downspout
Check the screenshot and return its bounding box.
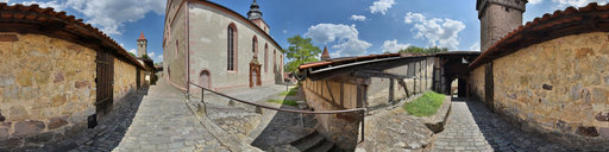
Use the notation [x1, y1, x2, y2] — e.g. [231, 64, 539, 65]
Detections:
[186, 1, 191, 94]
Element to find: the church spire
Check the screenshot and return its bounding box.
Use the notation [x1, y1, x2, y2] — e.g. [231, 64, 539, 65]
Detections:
[247, 0, 262, 20]
[321, 46, 330, 61]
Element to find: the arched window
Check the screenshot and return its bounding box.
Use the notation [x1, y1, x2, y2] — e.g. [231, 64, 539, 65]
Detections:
[273, 49, 276, 72]
[227, 24, 237, 71]
[264, 44, 268, 73]
[252, 36, 258, 57]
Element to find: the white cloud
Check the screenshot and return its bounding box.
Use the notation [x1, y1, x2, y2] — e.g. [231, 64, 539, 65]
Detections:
[381, 39, 410, 53]
[529, 0, 544, 4]
[350, 15, 366, 21]
[65, 0, 165, 35]
[128, 49, 136, 55]
[304, 23, 372, 57]
[551, 0, 607, 7]
[370, 0, 395, 15]
[469, 41, 480, 51]
[0, 0, 9, 3]
[12, 0, 164, 35]
[403, 12, 466, 50]
[12, 1, 65, 10]
[282, 30, 288, 34]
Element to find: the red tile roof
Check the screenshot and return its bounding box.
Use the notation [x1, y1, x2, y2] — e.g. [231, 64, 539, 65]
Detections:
[0, 3, 146, 69]
[138, 32, 146, 41]
[469, 2, 609, 69]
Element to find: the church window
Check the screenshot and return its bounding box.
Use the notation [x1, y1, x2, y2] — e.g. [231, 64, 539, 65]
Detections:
[227, 24, 237, 71]
[264, 44, 268, 73]
[252, 36, 258, 56]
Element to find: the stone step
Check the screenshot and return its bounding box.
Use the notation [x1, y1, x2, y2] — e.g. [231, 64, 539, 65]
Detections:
[306, 141, 336, 152]
[291, 131, 324, 151]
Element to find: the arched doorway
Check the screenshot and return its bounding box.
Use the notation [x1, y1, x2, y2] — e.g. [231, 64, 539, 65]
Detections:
[199, 70, 211, 89]
[250, 62, 261, 88]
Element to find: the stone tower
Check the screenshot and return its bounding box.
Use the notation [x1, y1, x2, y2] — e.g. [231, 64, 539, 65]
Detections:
[321, 46, 330, 61]
[477, 0, 527, 52]
[137, 32, 147, 57]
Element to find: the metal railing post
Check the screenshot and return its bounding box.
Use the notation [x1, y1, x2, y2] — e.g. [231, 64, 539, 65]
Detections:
[201, 89, 207, 115]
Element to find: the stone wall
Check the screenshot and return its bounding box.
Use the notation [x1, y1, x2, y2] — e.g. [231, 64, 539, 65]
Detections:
[164, 1, 188, 90]
[489, 32, 609, 147]
[113, 58, 137, 102]
[469, 65, 485, 101]
[479, 1, 525, 52]
[0, 33, 96, 149]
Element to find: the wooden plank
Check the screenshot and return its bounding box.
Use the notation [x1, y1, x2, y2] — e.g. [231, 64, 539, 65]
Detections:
[352, 70, 410, 79]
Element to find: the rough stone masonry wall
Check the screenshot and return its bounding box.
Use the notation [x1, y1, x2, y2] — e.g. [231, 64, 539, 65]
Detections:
[469, 65, 485, 101]
[113, 58, 137, 103]
[492, 32, 609, 147]
[0, 33, 97, 149]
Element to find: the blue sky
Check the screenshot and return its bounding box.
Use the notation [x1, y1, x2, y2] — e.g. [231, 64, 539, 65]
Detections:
[4, 0, 608, 62]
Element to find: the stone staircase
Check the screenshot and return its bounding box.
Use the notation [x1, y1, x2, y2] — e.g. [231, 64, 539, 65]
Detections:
[290, 131, 344, 152]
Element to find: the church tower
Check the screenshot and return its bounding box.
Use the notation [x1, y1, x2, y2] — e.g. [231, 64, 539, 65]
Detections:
[247, 0, 270, 34]
[137, 32, 147, 57]
[477, 0, 527, 52]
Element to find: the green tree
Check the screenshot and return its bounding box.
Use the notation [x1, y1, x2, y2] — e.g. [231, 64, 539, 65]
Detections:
[398, 46, 448, 54]
[399, 46, 425, 53]
[285, 35, 322, 73]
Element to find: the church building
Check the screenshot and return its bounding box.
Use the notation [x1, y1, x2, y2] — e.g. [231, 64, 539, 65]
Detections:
[163, 0, 284, 92]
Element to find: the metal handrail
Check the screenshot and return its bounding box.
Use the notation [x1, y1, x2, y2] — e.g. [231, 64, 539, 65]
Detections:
[188, 82, 366, 114]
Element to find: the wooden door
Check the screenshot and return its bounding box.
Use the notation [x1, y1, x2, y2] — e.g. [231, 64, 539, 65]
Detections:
[96, 51, 114, 118]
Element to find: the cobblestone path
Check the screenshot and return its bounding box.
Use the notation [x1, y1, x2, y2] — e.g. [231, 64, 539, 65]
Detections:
[112, 79, 229, 152]
[431, 98, 570, 152]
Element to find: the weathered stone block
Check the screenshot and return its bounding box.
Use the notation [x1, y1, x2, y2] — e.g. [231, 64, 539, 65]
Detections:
[556, 120, 571, 132]
[16, 70, 32, 87]
[0, 75, 15, 87]
[0, 138, 23, 149]
[51, 94, 67, 107]
[48, 117, 68, 129]
[9, 105, 29, 121]
[0, 123, 9, 140]
[542, 84, 552, 90]
[13, 120, 45, 137]
[0, 110, 4, 122]
[75, 81, 89, 89]
[596, 112, 609, 121]
[599, 127, 609, 138]
[25, 132, 54, 144]
[575, 126, 599, 137]
[53, 72, 64, 83]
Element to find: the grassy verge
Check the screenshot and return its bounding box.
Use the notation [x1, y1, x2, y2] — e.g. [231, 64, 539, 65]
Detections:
[279, 87, 298, 96]
[266, 99, 299, 106]
[403, 91, 445, 117]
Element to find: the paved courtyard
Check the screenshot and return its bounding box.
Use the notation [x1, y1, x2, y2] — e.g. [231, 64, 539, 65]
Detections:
[431, 98, 571, 152]
[111, 79, 229, 152]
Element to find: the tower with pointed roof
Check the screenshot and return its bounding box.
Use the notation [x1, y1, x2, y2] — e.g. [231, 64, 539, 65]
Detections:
[137, 32, 148, 57]
[247, 0, 270, 34]
[477, 0, 527, 52]
[321, 46, 330, 61]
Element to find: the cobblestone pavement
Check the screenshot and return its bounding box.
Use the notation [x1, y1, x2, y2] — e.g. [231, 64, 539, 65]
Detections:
[431, 98, 571, 152]
[112, 79, 229, 152]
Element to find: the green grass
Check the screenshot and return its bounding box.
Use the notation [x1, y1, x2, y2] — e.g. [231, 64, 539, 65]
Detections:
[279, 87, 298, 96]
[403, 91, 445, 117]
[266, 99, 299, 106]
